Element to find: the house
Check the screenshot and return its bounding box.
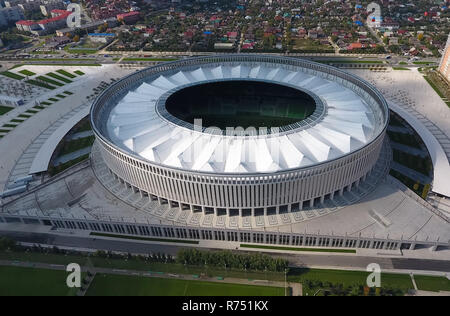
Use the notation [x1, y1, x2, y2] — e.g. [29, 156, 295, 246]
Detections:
[117, 11, 140, 24]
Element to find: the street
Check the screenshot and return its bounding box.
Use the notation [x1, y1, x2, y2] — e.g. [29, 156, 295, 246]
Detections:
[1, 230, 449, 274]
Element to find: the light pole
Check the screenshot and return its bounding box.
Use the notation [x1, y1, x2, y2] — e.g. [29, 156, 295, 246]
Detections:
[284, 268, 287, 296]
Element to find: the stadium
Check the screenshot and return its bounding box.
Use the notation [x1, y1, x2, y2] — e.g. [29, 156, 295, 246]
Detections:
[90, 55, 389, 218]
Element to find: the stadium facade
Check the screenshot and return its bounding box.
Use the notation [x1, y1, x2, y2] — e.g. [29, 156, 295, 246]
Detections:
[91, 55, 389, 217]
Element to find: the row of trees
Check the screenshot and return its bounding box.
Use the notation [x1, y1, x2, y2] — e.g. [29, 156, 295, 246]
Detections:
[176, 248, 288, 272]
[0, 237, 17, 251]
[93, 250, 176, 264]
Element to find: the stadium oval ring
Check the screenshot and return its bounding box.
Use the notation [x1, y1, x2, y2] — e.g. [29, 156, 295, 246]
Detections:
[91, 55, 389, 216]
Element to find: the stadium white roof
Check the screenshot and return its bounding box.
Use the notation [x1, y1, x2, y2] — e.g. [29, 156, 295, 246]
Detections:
[106, 63, 383, 174]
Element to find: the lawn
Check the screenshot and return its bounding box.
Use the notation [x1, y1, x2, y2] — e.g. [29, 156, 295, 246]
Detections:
[26, 79, 55, 90]
[0, 106, 14, 115]
[288, 268, 413, 296]
[0, 250, 284, 282]
[240, 244, 356, 254]
[74, 70, 85, 76]
[18, 69, 36, 76]
[393, 67, 410, 70]
[47, 72, 72, 84]
[423, 74, 450, 107]
[392, 149, 432, 177]
[58, 135, 95, 156]
[1, 71, 25, 80]
[36, 75, 64, 87]
[48, 154, 89, 176]
[0, 266, 79, 296]
[387, 131, 423, 149]
[86, 273, 284, 296]
[413, 61, 434, 65]
[56, 69, 77, 78]
[414, 275, 450, 292]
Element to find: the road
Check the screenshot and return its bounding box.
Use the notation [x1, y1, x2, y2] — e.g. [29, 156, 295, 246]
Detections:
[1, 230, 449, 273]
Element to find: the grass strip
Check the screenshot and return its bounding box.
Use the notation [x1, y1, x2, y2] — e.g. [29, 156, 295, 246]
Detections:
[1, 71, 25, 80]
[0, 106, 14, 115]
[414, 275, 450, 292]
[36, 76, 64, 87]
[86, 273, 283, 296]
[47, 72, 72, 83]
[90, 232, 199, 244]
[24, 63, 101, 67]
[56, 69, 77, 78]
[240, 244, 357, 254]
[18, 69, 36, 76]
[26, 79, 55, 90]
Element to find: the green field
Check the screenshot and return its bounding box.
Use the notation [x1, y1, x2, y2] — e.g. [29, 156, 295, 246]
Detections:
[86, 273, 284, 296]
[74, 70, 85, 75]
[393, 67, 410, 70]
[0, 266, 79, 296]
[240, 244, 356, 254]
[414, 275, 450, 292]
[0, 106, 14, 115]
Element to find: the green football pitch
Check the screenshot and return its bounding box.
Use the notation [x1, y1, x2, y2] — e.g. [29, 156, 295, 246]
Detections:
[0, 266, 79, 296]
[86, 274, 285, 296]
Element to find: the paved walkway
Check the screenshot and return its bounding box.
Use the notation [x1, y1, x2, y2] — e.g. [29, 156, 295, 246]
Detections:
[0, 65, 133, 193]
[348, 68, 450, 197]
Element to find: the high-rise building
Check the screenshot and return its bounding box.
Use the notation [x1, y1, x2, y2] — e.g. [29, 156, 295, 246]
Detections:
[438, 33, 450, 82]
